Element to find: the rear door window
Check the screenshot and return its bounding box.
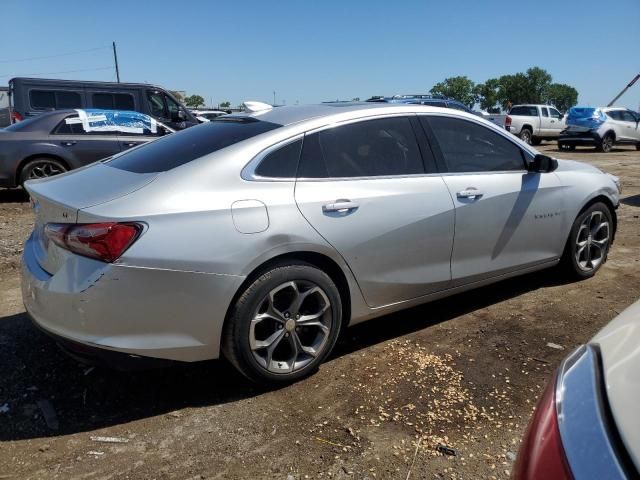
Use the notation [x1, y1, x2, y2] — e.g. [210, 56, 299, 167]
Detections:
[422, 116, 525, 173]
[30, 90, 81, 110]
[107, 117, 282, 173]
[621, 111, 637, 122]
[298, 117, 424, 178]
[541, 107, 549, 117]
[254, 138, 303, 178]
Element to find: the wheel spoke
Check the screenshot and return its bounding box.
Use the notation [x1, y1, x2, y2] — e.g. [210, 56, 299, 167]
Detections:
[251, 328, 285, 351]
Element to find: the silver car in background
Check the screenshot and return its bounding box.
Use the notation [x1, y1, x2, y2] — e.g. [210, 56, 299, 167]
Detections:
[21, 102, 620, 383]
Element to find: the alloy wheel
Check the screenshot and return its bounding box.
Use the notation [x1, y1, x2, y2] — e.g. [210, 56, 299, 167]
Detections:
[28, 161, 66, 179]
[601, 136, 613, 153]
[575, 210, 610, 272]
[249, 280, 332, 374]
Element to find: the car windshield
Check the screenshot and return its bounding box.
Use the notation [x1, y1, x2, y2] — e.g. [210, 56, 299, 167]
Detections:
[106, 116, 282, 173]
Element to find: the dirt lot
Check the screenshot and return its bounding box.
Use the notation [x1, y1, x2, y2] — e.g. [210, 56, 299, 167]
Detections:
[1, 144, 639, 480]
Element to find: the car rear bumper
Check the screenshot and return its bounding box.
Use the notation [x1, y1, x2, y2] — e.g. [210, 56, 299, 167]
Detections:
[559, 130, 601, 146]
[21, 233, 244, 363]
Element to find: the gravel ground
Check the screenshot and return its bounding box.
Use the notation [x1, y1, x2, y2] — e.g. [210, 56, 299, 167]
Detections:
[0, 144, 639, 479]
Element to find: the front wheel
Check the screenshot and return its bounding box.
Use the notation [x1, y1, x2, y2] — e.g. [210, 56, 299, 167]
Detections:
[222, 263, 342, 384]
[561, 202, 613, 279]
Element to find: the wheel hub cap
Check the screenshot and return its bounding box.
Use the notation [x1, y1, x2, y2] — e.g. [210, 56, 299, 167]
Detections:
[575, 211, 609, 271]
[248, 280, 333, 374]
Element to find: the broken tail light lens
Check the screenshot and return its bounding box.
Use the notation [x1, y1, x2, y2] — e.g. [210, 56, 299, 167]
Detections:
[45, 222, 142, 263]
[512, 372, 573, 480]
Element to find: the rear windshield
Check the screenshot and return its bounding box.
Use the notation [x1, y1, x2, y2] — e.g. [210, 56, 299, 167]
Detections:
[106, 117, 282, 173]
[568, 107, 598, 118]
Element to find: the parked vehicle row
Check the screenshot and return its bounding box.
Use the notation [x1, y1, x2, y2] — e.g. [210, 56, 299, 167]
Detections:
[366, 94, 475, 114]
[559, 107, 640, 152]
[190, 109, 229, 122]
[21, 102, 620, 384]
[0, 109, 173, 188]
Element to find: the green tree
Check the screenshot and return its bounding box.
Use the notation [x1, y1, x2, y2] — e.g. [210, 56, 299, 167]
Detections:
[219, 101, 231, 108]
[496, 73, 533, 109]
[430, 76, 476, 108]
[543, 83, 578, 112]
[473, 78, 500, 110]
[525, 67, 553, 104]
[184, 95, 205, 108]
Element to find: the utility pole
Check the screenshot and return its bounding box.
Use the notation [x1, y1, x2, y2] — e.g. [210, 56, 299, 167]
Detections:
[112, 41, 120, 83]
[607, 73, 639, 107]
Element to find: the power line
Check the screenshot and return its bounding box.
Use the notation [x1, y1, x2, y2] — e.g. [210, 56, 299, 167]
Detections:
[0, 66, 113, 78]
[0, 46, 111, 64]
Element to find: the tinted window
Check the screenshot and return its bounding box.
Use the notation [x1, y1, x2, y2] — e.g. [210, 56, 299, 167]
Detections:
[607, 111, 622, 120]
[549, 108, 562, 119]
[147, 91, 166, 118]
[107, 117, 281, 173]
[424, 116, 525, 173]
[509, 106, 538, 116]
[30, 90, 55, 109]
[30, 90, 81, 110]
[541, 107, 549, 117]
[621, 111, 637, 122]
[255, 139, 302, 178]
[93, 93, 135, 110]
[298, 117, 424, 178]
[165, 95, 180, 119]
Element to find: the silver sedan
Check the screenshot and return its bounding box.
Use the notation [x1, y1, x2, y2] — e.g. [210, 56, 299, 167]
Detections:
[21, 102, 620, 383]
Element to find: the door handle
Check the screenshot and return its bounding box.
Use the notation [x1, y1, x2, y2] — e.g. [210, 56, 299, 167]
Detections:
[123, 142, 139, 147]
[457, 188, 484, 199]
[322, 200, 359, 213]
[61, 141, 77, 146]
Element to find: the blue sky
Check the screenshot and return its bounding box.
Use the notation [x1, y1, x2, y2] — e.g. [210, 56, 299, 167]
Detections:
[2, 0, 639, 109]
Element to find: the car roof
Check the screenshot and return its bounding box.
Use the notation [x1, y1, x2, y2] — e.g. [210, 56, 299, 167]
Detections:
[227, 102, 437, 126]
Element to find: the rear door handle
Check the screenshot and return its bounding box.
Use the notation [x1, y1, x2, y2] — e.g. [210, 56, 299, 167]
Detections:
[123, 142, 140, 147]
[457, 188, 484, 199]
[322, 200, 359, 213]
[61, 141, 77, 146]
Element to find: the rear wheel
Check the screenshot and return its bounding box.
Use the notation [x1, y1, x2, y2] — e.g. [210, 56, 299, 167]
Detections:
[561, 202, 612, 279]
[222, 263, 342, 384]
[519, 129, 533, 144]
[20, 158, 67, 186]
[597, 133, 614, 153]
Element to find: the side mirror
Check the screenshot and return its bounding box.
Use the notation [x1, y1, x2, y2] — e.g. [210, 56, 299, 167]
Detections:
[171, 110, 184, 122]
[528, 154, 558, 173]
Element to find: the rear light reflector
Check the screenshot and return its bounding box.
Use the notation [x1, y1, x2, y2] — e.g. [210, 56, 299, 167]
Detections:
[10, 110, 23, 123]
[45, 222, 142, 263]
[505, 115, 512, 127]
[513, 373, 573, 479]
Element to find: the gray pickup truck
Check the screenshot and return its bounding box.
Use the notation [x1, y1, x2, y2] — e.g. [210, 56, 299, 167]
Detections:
[505, 104, 566, 145]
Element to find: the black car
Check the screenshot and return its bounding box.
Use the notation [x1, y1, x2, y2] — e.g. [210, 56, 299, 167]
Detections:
[0, 109, 172, 188]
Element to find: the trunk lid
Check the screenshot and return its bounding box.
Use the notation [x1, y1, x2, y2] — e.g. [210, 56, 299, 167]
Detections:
[24, 163, 157, 274]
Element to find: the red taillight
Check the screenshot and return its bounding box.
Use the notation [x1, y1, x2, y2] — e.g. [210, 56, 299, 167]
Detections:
[505, 115, 512, 127]
[513, 373, 573, 480]
[45, 222, 142, 263]
[10, 111, 23, 123]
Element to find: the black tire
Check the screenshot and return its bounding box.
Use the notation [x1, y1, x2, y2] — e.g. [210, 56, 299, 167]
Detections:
[19, 157, 67, 186]
[560, 202, 613, 279]
[222, 262, 342, 384]
[531, 138, 542, 146]
[519, 128, 533, 145]
[596, 133, 614, 153]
